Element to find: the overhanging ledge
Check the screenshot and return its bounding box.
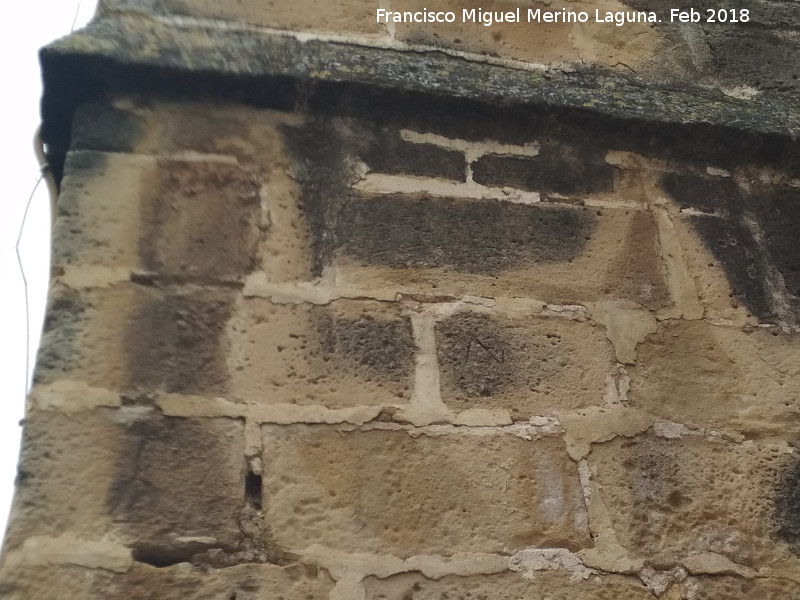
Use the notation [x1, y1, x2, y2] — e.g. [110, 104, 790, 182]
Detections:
[40, 14, 800, 181]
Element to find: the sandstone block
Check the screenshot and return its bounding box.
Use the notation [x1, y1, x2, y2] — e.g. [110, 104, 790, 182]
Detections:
[98, 0, 383, 35]
[331, 198, 668, 308]
[663, 172, 800, 325]
[590, 434, 800, 569]
[629, 320, 800, 436]
[66, 101, 314, 285]
[0, 565, 103, 600]
[228, 299, 415, 407]
[363, 571, 654, 599]
[471, 142, 615, 196]
[360, 129, 466, 181]
[675, 575, 800, 600]
[54, 150, 261, 282]
[4, 409, 245, 554]
[672, 214, 755, 326]
[435, 311, 615, 418]
[391, 0, 665, 76]
[35, 284, 234, 395]
[72, 100, 300, 167]
[0, 563, 332, 600]
[261, 425, 590, 556]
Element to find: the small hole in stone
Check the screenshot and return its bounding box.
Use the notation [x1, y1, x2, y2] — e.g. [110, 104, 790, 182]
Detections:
[245, 471, 262, 510]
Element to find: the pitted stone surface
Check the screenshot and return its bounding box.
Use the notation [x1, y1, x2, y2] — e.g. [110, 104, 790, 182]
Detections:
[435, 311, 615, 418]
[675, 575, 800, 599]
[53, 150, 261, 282]
[0, 563, 333, 600]
[629, 320, 800, 436]
[35, 284, 235, 395]
[4, 409, 245, 554]
[590, 434, 799, 569]
[228, 299, 415, 407]
[261, 425, 590, 556]
[12, 10, 800, 596]
[363, 571, 654, 599]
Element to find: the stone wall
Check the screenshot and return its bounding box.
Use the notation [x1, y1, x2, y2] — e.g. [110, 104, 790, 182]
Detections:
[96, 0, 800, 94]
[2, 2, 800, 599]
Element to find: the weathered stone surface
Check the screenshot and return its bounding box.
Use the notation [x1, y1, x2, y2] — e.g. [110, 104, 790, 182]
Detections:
[332, 202, 667, 307]
[435, 311, 614, 418]
[53, 151, 144, 275]
[98, 0, 383, 35]
[334, 195, 596, 273]
[71, 103, 142, 153]
[359, 129, 466, 181]
[73, 100, 303, 170]
[671, 214, 755, 326]
[228, 299, 415, 407]
[3, 409, 244, 554]
[471, 143, 615, 195]
[363, 571, 654, 599]
[125, 288, 234, 395]
[34, 284, 234, 395]
[137, 160, 260, 280]
[0, 565, 105, 599]
[71, 100, 313, 285]
[705, 27, 800, 93]
[0, 563, 333, 600]
[776, 455, 800, 558]
[664, 172, 800, 325]
[397, 1, 658, 70]
[676, 575, 800, 599]
[94, 0, 800, 96]
[590, 434, 799, 569]
[43, 16, 800, 173]
[261, 426, 590, 556]
[54, 149, 261, 282]
[25, 7, 800, 597]
[629, 320, 800, 436]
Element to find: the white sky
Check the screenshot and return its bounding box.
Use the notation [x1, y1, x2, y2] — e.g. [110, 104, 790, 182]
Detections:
[0, 0, 99, 539]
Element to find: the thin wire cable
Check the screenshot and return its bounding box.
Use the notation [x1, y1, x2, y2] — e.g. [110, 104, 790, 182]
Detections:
[33, 127, 58, 223]
[16, 175, 43, 393]
[71, 1, 83, 32]
[17, 128, 57, 394]
[18, 0, 89, 392]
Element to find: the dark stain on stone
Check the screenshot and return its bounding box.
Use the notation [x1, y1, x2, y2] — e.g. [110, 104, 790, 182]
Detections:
[139, 161, 260, 281]
[309, 83, 539, 146]
[311, 306, 415, 382]
[775, 453, 800, 554]
[606, 210, 670, 310]
[662, 172, 743, 214]
[688, 215, 773, 320]
[51, 151, 111, 265]
[472, 143, 615, 195]
[707, 29, 800, 93]
[667, 172, 800, 323]
[108, 413, 244, 549]
[33, 290, 86, 384]
[333, 194, 596, 274]
[60, 149, 109, 182]
[360, 127, 466, 182]
[124, 289, 233, 394]
[757, 189, 800, 301]
[72, 102, 142, 152]
[307, 81, 798, 177]
[436, 312, 568, 403]
[281, 118, 350, 277]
